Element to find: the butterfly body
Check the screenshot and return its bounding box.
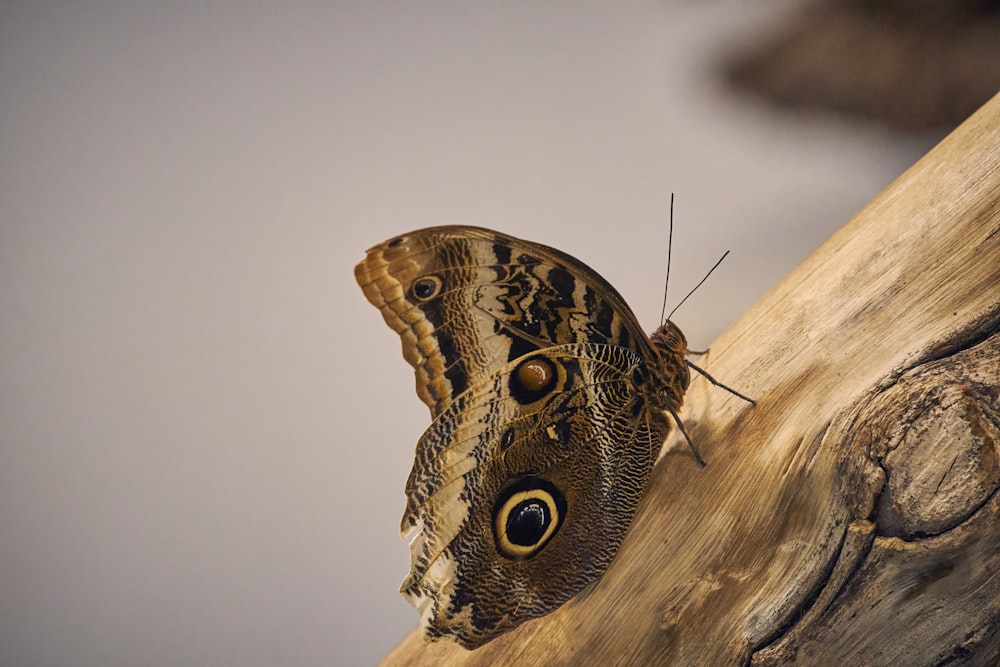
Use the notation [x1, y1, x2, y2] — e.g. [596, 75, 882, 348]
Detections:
[356, 226, 693, 648]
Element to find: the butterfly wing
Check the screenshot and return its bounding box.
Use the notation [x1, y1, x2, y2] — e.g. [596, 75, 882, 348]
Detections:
[355, 226, 678, 648]
[355, 226, 653, 414]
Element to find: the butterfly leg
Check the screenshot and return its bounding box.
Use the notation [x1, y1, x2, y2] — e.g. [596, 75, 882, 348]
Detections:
[686, 361, 756, 406]
[667, 408, 707, 468]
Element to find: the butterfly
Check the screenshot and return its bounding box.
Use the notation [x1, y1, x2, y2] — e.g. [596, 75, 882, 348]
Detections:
[355, 225, 751, 649]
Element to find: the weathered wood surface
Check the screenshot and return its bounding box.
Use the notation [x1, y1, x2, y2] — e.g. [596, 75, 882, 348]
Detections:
[381, 93, 1000, 666]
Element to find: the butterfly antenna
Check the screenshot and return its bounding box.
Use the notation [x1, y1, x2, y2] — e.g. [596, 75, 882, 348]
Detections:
[659, 193, 675, 325]
[667, 408, 706, 467]
[666, 250, 730, 322]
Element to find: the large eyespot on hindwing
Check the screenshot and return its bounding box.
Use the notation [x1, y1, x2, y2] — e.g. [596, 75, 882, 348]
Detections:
[410, 274, 442, 301]
[492, 477, 567, 561]
[509, 355, 562, 404]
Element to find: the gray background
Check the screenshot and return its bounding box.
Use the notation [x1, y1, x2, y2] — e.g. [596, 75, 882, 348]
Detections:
[1, 2, 938, 666]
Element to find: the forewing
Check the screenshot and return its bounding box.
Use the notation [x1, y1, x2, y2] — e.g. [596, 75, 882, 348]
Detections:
[354, 226, 652, 417]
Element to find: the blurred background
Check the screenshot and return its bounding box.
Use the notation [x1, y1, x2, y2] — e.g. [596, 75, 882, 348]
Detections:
[2, 2, 993, 665]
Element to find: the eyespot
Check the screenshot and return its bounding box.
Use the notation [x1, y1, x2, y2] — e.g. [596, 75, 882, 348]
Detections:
[509, 356, 559, 404]
[545, 420, 571, 445]
[411, 275, 442, 301]
[499, 428, 515, 451]
[493, 478, 566, 560]
[387, 236, 405, 247]
[632, 364, 649, 386]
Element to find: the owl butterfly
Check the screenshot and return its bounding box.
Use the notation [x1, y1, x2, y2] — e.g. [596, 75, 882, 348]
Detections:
[355, 225, 750, 649]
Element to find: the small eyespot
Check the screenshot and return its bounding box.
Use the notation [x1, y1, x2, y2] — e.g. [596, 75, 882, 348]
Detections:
[632, 365, 649, 386]
[387, 236, 405, 247]
[493, 478, 566, 560]
[411, 275, 442, 301]
[500, 428, 515, 451]
[509, 356, 559, 404]
[545, 421, 571, 444]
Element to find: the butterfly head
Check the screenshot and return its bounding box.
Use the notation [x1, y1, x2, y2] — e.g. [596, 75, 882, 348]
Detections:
[647, 320, 691, 412]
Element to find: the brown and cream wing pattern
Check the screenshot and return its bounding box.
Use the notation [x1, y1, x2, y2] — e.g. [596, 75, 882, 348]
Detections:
[355, 226, 687, 649]
[354, 226, 650, 416]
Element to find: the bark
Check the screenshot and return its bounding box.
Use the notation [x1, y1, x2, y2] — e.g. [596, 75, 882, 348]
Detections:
[381, 93, 1000, 666]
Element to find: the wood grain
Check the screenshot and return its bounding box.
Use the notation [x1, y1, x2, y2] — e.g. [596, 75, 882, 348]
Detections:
[380, 92, 1000, 666]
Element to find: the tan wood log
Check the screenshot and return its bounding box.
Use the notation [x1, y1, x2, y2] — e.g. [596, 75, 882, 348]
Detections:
[380, 93, 1000, 666]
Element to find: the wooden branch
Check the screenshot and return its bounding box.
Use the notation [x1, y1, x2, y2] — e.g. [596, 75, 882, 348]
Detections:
[381, 93, 1000, 666]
